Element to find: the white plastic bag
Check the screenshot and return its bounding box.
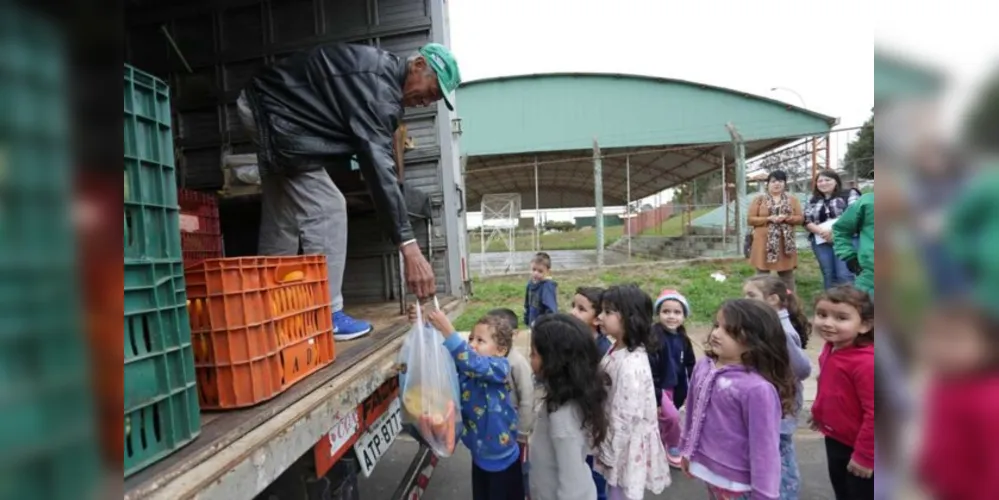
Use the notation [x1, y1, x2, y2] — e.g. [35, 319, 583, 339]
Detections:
[399, 299, 462, 457]
[222, 153, 261, 185]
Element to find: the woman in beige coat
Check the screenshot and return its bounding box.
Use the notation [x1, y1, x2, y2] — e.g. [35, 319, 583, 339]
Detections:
[747, 170, 804, 291]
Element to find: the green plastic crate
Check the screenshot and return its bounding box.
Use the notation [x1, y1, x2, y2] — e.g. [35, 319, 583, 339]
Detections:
[124, 261, 200, 472]
[124, 64, 181, 261]
[0, 5, 101, 500]
[123, 260, 200, 477]
[123, 64, 201, 477]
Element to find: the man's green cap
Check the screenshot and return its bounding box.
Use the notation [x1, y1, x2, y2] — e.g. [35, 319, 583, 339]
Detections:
[419, 43, 461, 111]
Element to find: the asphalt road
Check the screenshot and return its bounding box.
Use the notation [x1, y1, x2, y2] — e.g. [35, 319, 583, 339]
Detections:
[358, 424, 836, 499]
[357, 326, 837, 499]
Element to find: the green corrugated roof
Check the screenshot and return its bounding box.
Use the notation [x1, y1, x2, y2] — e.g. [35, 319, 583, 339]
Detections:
[874, 52, 945, 104]
[455, 73, 838, 157]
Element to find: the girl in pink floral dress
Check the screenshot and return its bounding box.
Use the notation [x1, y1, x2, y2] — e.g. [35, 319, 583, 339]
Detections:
[594, 284, 671, 500]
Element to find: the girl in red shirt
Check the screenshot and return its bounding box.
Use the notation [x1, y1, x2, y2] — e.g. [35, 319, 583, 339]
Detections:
[810, 286, 875, 500]
[916, 302, 999, 500]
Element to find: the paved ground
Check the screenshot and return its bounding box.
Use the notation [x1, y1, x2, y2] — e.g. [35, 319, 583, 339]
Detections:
[359, 423, 835, 499]
[358, 326, 837, 499]
[470, 249, 629, 277]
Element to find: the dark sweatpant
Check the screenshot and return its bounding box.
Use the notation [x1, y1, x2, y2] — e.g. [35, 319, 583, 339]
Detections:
[825, 437, 874, 500]
[472, 459, 524, 500]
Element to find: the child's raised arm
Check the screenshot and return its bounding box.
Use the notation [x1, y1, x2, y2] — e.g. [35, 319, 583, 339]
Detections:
[442, 333, 511, 383]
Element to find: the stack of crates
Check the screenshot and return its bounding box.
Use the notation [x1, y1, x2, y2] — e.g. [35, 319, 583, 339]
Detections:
[123, 64, 201, 477]
[0, 6, 101, 499]
[186, 256, 336, 409]
[178, 189, 223, 267]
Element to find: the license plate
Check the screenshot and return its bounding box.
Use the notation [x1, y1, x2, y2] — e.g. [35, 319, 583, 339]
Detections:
[354, 398, 403, 477]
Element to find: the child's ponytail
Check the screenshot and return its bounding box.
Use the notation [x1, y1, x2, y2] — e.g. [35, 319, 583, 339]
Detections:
[748, 275, 810, 348]
[784, 293, 811, 349]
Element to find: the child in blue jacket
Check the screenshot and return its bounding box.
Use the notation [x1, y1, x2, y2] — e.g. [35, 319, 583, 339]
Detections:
[426, 308, 523, 500]
[524, 252, 559, 326]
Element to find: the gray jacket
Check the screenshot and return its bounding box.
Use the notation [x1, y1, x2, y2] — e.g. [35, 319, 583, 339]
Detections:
[507, 350, 537, 440]
[529, 402, 597, 500]
[779, 309, 813, 435]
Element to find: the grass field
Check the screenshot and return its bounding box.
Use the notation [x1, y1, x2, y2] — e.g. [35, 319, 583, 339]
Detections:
[454, 251, 823, 331]
[469, 208, 716, 253]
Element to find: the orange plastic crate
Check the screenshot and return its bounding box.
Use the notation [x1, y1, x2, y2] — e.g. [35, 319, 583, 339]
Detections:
[185, 256, 336, 409]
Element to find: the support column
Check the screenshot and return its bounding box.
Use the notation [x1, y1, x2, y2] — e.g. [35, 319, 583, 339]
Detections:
[534, 156, 540, 251]
[626, 154, 632, 260]
[721, 149, 728, 249]
[593, 138, 604, 267]
[479, 209, 486, 276]
[725, 123, 748, 254]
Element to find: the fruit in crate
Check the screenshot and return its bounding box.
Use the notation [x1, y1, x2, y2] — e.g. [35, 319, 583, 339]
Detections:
[281, 270, 304, 282]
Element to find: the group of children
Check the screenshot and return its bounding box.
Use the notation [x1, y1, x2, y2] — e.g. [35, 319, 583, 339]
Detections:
[412, 251, 875, 500]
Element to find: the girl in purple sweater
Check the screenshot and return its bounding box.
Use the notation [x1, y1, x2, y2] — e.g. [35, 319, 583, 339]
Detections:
[680, 299, 797, 500]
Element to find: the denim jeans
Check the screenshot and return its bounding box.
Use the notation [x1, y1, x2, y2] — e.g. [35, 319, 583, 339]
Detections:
[812, 241, 854, 289]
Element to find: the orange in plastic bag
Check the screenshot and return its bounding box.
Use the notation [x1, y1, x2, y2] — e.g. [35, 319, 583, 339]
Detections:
[398, 299, 462, 457]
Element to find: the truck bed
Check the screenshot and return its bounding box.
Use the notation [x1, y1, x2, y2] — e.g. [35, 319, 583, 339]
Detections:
[124, 297, 462, 500]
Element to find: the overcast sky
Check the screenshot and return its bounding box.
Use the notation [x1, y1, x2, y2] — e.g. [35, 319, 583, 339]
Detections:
[449, 0, 874, 129]
[451, 0, 998, 224]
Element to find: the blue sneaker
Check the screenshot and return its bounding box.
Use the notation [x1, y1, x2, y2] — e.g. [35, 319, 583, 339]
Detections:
[333, 311, 372, 341]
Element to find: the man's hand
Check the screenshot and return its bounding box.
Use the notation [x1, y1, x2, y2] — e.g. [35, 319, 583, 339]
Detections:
[406, 303, 422, 324]
[401, 242, 436, 298]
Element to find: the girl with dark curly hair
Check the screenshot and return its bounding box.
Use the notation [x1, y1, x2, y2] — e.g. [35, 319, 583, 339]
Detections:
[594, 285, 671, 499]
[679, 299, 796, 500]
[528, 314, 610, 500]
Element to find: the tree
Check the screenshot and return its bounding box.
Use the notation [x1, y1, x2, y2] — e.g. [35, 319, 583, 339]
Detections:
[843, 114, 875, 179]
[754, 143, 812, 192]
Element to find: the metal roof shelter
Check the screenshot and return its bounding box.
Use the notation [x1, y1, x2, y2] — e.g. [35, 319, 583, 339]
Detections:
[455, 73, 839, 210]
[874, 51, 946, 104]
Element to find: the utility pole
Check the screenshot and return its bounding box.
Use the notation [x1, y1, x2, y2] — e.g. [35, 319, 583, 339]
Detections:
[593, 138, 604, 267]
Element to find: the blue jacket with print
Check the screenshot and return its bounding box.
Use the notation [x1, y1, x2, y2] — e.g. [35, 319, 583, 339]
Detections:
[443, 333, 520, 472]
